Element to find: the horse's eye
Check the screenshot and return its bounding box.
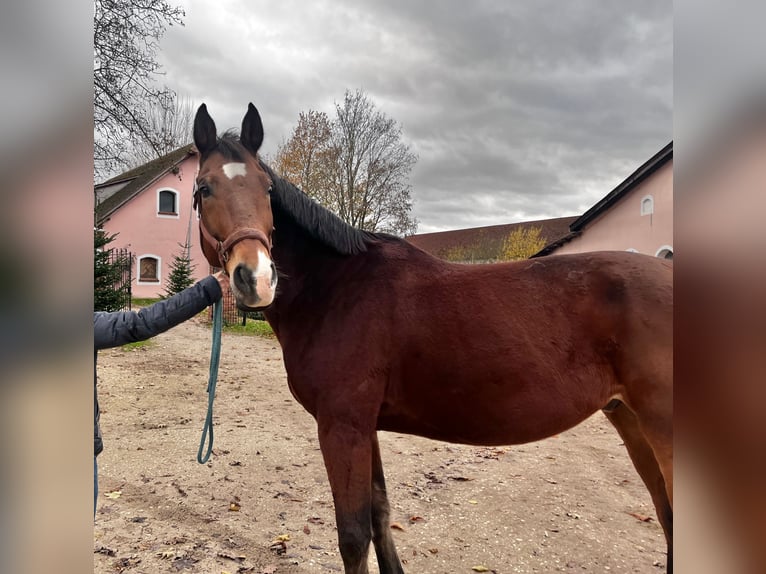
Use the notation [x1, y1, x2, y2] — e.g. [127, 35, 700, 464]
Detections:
[197, 184, 211, 197]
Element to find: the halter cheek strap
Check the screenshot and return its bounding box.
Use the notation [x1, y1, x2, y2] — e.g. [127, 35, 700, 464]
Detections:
[193, 181, 273, 272]
[198, 217, 272, 272]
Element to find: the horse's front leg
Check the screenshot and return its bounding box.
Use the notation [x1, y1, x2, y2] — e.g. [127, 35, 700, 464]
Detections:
[318, 418, 374, 574]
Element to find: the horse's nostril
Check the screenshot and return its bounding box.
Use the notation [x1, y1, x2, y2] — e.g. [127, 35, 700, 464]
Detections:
[234, 264, 255, 295]
[270, 262, 277, 286]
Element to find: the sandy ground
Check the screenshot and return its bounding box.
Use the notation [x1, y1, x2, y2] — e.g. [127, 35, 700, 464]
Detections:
[94, 315, 667, 574]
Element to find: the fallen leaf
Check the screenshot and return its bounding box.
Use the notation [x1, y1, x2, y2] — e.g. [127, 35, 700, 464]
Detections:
[472, 566, 490, 572]
[468, 500, 478, 505]
[94, 546, 116, 556]
[303, 525, 311, 534]
[229, 502, 241, 512]
[114, 556, 141, 570]
[217, 552, 246, 563]
[104, 490, 121, 499]
[409, 515, 424, 523]
[273, 534, 291, 542]
[428, 548, 438, 554]
[171, 481, 187, 497]
[627, 512, 653, 522]
[390, 522, 406, 531]
[171, 556, 198, 571]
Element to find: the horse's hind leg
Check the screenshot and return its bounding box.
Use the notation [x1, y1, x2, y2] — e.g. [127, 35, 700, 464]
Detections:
[370, 434, 404, 574]
[604, 401, 673, 572]
[318, 419, 374, 574]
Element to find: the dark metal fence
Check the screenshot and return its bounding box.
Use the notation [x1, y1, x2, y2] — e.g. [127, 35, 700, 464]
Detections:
[109, 248, 133, 311]
[206, 266, 265, 325]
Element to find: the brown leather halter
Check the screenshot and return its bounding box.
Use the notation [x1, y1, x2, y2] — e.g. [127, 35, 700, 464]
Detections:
[194, 186, 273, 272]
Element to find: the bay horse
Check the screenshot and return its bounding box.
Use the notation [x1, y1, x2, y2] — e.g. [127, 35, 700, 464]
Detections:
[192, 104, 673, 574]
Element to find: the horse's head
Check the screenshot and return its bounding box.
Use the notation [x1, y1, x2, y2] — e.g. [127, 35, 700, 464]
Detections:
[193, 103, 277, 309]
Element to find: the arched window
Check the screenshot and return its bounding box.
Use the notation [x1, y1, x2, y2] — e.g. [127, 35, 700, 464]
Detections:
[655, 246, 673, 260]
[157, 188, 179, 217]
[138, 255, 161, 284]
[640, 195, 654, 216]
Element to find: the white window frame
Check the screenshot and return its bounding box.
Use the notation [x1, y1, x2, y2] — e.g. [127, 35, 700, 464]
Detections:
[157, 188, 180, 219]
[137, 254, 162, 285]
[655, 245, 673, 259]
[640, 194, 654, 216]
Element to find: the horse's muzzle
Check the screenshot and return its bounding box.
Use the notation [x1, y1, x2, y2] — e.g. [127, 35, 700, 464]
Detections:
[231, 253, 277, 309]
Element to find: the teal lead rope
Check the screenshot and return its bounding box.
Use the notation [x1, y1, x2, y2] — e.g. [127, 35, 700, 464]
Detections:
[198, 299, 223, 464]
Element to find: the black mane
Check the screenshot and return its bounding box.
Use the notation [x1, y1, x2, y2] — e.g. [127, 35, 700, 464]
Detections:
[207, 132, 393, 255]
[259, 162, 393, 256]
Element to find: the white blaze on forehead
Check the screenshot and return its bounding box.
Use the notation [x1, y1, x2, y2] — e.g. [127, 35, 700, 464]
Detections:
[222, 162, 247, 179]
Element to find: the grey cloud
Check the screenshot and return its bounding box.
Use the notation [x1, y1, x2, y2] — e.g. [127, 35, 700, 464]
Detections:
[157, 1, 671, 232]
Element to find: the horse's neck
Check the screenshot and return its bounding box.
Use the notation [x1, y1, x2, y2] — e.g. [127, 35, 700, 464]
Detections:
[269, 211, 328, 306]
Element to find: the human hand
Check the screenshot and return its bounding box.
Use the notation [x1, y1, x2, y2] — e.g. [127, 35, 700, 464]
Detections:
[213, 271, 230, 295]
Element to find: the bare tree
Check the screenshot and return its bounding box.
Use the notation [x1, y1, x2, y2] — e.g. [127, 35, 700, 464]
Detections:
[125, 94, 195, 168]
[94, 0, 185, 180]
[275, 110, 335, 208]
[276, 89, 418, 236]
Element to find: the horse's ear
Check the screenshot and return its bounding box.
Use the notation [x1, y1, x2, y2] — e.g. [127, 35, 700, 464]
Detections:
[193, 104, 217, 156]
[241, 103, 264, 155]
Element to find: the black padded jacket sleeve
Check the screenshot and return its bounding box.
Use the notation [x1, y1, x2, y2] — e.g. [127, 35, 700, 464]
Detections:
[94, 276, 221, 350]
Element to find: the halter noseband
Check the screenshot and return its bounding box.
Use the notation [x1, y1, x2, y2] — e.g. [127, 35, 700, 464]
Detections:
[194, 185, 273, 273]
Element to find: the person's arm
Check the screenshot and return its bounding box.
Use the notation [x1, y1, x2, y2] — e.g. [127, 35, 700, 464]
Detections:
[94, 275, 223, 350]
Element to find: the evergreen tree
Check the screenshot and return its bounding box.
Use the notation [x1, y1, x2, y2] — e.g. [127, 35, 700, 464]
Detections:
[94, 227, 131, 311]
[163, 240, 196, 297]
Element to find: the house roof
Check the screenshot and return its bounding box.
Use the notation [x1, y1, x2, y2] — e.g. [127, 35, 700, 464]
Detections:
[569, 141, 672, 233]
[95, 144, 196, 225]
[406, 216, 579, 261]
[531, 141, 673, 258]
[530, 230, 581, 258]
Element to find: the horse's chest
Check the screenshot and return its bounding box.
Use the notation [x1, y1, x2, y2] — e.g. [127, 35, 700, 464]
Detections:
[284, 372, 319, 416]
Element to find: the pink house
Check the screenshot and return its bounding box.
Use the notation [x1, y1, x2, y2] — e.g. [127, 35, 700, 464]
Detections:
[95, 145, 210, 298]
[536, 142, 673, 258]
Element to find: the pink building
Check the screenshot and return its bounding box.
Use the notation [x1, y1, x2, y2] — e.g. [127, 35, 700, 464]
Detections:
[95, 145, 210, 299]
[537, 142, 673, 258]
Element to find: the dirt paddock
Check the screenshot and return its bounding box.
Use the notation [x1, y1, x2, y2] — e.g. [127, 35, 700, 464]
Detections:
[94, 316, 666, 573]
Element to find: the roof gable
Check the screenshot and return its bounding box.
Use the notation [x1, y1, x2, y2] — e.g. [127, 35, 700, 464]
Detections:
[95, 144, 196, 224]
[569, 141, 672, 232]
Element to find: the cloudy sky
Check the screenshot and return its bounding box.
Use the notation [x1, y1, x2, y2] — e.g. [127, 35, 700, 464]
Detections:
[159, 0, 672, 233]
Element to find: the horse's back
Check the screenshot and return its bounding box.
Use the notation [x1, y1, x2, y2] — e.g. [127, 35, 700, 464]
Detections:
[371, 247, 672, 444]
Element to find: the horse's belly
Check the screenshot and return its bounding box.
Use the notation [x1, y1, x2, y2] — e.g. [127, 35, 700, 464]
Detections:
[377, 374, 611, 446]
